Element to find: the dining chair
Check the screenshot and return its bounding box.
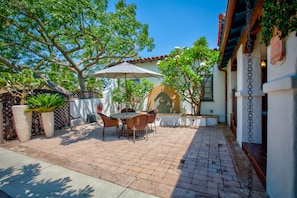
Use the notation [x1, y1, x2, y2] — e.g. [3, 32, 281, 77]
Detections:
[98, 113, 119, 140]
[126, 114, 149, 143]
[147, 109, 157, 133]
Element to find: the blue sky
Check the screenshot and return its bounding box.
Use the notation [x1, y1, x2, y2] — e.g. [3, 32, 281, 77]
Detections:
[110, 0, 227, 58]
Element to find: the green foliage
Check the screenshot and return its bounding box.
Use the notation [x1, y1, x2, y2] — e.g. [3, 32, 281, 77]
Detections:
[112, 78, 154, 109]
[261, 0, 297, 45]
[38, 62, 104, 94]
[0, 0, 154, 91]
[0, 69, 44, 105]
[157, 37, 219, 115]
[112, 79, 125, 104]
[43, 64, 79, 93]
[85, 78, 104, 93]
[25, 93, 66, 112]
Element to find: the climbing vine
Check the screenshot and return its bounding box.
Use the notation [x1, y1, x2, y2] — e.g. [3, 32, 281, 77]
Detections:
[261, 0, 297, 45]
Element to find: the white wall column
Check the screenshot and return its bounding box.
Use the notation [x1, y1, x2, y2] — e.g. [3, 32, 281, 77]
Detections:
[263, 32, 297, 198]
[226, 61, 237, 126]
[236, 44, 263, 145]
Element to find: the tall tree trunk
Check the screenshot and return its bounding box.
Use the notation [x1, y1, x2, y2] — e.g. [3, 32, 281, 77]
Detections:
[78, 72, 86, 91]
[193, 101, 201, 116]
[196, 103, 201, 116]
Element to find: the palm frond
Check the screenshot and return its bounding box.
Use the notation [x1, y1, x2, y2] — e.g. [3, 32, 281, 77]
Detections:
[26, 93, 66, 112]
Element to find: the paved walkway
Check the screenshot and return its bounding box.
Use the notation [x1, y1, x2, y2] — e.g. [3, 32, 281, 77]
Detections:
[0, 147, 157, 198]
[0, 123, 266, 197]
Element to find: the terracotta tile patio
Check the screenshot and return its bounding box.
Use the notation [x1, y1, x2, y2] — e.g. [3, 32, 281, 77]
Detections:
[1, 122, 266, 197]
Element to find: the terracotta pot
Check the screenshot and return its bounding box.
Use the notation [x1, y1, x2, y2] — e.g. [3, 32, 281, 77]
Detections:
[12, 105, 32, 142]
[41, 112, 54, 138]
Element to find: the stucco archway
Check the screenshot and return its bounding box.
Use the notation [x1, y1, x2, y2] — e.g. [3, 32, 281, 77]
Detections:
[147, 85, 180, 113]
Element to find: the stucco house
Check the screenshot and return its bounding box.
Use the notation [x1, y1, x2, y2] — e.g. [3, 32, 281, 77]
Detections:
[218, 0, 297, 197]
[95, 55, 226, 127]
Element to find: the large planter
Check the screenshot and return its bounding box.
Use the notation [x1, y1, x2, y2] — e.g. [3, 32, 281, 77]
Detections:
[12, 105, 32, 142]
[41, 112, 54, 138]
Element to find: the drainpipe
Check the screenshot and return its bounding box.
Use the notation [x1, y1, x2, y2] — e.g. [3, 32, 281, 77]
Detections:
[218, 66, 227, 123]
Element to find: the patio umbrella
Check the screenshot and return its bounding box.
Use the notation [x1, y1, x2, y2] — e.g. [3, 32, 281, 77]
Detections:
[89, 62, 163, 110]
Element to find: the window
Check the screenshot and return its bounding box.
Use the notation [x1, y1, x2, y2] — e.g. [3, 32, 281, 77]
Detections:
[202, 74, 213, 101]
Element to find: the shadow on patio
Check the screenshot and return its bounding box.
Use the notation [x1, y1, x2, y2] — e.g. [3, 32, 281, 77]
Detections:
[0, 163, 94, 197]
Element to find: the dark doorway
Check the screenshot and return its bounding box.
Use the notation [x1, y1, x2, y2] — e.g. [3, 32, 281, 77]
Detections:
[154, 92, 172, 113]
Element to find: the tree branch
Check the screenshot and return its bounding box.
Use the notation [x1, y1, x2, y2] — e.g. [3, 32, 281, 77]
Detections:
[0, 56, 71, 95]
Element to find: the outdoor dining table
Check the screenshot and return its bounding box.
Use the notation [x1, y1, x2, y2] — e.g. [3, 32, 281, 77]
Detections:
[110, 112, 143, 136]
[110, 112, 141, 120]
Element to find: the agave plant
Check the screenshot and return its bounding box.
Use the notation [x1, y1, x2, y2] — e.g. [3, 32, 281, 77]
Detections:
[25, 93, 66, 112]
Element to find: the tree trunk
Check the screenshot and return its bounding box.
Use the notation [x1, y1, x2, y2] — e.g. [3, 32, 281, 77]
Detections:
[78, 72, 87, 91]
[196, 103, 201, 116]
[193, 102, 201, 116]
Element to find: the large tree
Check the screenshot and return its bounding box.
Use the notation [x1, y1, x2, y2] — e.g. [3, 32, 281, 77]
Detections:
[157, 37, 219, 115]
[0, 0, 154, 93]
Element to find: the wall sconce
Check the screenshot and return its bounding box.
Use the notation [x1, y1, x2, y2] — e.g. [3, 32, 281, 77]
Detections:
[261, 60, 267, 68]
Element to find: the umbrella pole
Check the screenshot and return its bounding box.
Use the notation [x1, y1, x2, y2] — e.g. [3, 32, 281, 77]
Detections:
[125, 74, 128, 113]
[117, 79, 121, 113]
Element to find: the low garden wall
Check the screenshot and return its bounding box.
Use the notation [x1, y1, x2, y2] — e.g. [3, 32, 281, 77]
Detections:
[155, 113, 218, 127]
[70, 98, 101, 127]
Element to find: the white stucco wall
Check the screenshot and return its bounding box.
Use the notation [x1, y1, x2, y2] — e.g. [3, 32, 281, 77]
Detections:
[100, 80, 119, 115]
[70, 98, 102, 123]
[263, 31, 297, 198]
[226, 63, 237, 125]
[134, 61, 163, 86]
[200, 65, 226, 122]
[70, 80, 118, 125]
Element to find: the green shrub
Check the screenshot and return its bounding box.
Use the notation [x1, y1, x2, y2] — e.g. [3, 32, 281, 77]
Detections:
[26, 93, 66, 112]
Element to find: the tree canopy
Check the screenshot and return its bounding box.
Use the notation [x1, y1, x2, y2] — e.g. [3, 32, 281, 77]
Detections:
[157, 37, 219, 115]
[0, 0, 154, 92]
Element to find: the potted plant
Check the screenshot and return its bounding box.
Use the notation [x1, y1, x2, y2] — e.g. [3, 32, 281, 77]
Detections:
[25, 93, 66, 137]
[0, 69, 44, 142]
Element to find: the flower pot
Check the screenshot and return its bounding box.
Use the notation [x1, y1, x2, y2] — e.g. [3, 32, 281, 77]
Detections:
[41, 112, 54, 138]
[12, 105, 32, 142]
